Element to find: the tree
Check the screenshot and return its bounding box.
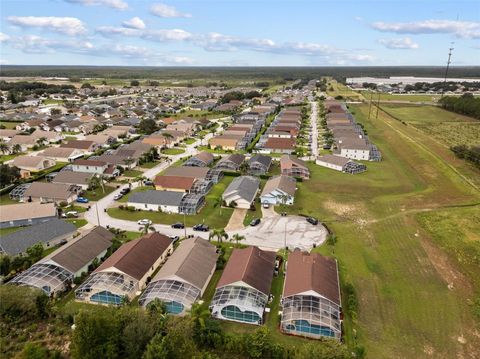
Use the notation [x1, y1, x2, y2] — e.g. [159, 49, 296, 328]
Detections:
[0, 164, 20, 187]
[36, 137, 48, 147]
[230, 233, 245, 248]
[138, 118, 158, 135]
[121, 309, 157, 359]
[26, 243, 44, 263]
[123, 157, 135, 169]
[11, 143, 22, 154]
[0, 255, 11, 276]
[140, 222, 156, 235]
[162, 132, 174, 147]
[209, 229, 228, 244]
[50, 108, 62, 115]
[212, 196, 223, 216]
[0, 140, 9, 154]
[238, 162, 249, 175]
[130, 80, 140, 87]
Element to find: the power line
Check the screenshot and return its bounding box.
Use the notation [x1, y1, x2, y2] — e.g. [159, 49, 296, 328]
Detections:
[441, 43, 454, 99]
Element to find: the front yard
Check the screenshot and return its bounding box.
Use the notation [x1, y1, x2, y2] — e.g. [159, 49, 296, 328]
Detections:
[82, 185, 116, 201]
[161, 147, 186, 155]
[107, 176, 235, 228]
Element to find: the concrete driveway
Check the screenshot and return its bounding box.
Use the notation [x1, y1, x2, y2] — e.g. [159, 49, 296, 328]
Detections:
[225, 208, 247, 231]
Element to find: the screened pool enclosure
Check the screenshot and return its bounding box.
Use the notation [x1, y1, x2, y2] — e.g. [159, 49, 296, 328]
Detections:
[9, 263, 73, 296]
[210, 285, 269, 325]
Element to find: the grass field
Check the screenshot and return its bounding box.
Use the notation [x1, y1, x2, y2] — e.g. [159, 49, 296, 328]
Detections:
[327, 81, 365, 101]
[373, 93, 440, 102]
[379, 104, 480, 148]
[121, 169, 143, 178]
[276, 100, 480, 358]
[161, 147, 185, 155]
[0, 120, 21, 129]
[108, 176, 235, 228]
[83, 185, 116, 201]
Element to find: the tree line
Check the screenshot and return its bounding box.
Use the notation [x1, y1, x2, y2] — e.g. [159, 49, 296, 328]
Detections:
[439, 93, 480, 120]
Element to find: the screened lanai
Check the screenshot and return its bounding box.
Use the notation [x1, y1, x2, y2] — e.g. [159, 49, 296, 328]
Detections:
[75, 271, 138, 305]
[210, 285, 269, 324]
[9, 263, 73, 296]
[139, 279, 200, 314]
[179, 193, 205, 215]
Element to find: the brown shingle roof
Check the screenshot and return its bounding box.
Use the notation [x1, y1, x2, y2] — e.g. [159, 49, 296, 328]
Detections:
[163, 166, 209, 179]
[73, 159, 107, 167]
[153, 237, 217, 290]
[94, 232, 172, 280]
[217, 246, 276, 295]
[283, 251, 340, 305]
[154, 175, 196, 190]
[265, 138, 295, 150]
[60, 140, 95, 150]
[47, 227, 113, 273]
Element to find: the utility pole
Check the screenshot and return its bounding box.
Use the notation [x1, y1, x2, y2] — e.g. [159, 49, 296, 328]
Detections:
[375, 92, 381, 120]
[183, 210, 187, 239]
[368, 92, 373, 120]
[441, 44, 454, 99]
[95, 202, 100, 227]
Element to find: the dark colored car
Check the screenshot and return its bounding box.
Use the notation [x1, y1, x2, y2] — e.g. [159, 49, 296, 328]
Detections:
[306, 217, 319, 225]
[250, 218, 261, 226]
[193, 224, 209, 232]
[120, 187, 131, 195]
[143, 180, 154, 186]
[171, 222, 185, 229]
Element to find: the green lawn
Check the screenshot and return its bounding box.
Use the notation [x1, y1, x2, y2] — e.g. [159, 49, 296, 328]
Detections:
[379, 104, 480, 147]
[108, 176, 235, 228]
[0, 153, 22, 163]
[83, 185, 116, 201]
[117, 186, 152, 203]
[183, 138, 196, 145]
[0, 193, 18, 205]
[276, 101, 480, 358]
[375, 93, 440, 102]
[122, 169, 143, 178]
[65, 219, 88, 228]
[0, 226, 23, 236]
[161, 147, 186, 155]
[42, 99, 64, 105]
[139, 161, 160, 169]
[243, 200, 262, 226]
[0, 120, 21, 129]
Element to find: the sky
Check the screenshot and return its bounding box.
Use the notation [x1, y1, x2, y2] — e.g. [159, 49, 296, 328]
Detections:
[0, 0, 479, 66]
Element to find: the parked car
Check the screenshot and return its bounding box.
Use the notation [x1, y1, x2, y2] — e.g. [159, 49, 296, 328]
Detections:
[169, 235, 180, 243]
[137, 219, 152, 226]
[61, 211, 78, 218]
[171, 222, 185, 229]
[76, 197, 89, 203]
[193, 224, 209, 232]
[143, 180, 154, 186]
[262, 203, 270, 209]
[113, 193, 123, 201]
[120, 187, 131, 195]
[250, 218, 261, 226]
[306, 217, 319, 225]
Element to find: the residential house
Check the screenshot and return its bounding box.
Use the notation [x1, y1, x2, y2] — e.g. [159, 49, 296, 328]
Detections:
[263, 138, 296, 154]
[0, 202, 57, 229]
[10, 227, 113, 296]
[41, 147, 84, 162]
[12, 155, 56, 174]
[139, 237, 218, 314]
[51, 171, 94, 190]
[75, 233, 173, 305]
[209, 135, 242, 151]
[281, 251, 342, 340]
[215, 153, 245, 172]
[154, 175, 197, 193]
[248, 155, 272, 175]
[0, 219, 76, 256]
[315, 154, 366, 174]
[60, 140, 98, 154]
[280, 155, 310, 179]
[210, 246, 276, 325]
[23, 182, 79, 204]
[260, 175, 297, 205]
[222, 176, 260, 209]
[183, 152, 214, 167]
[72, 159, 108, 175]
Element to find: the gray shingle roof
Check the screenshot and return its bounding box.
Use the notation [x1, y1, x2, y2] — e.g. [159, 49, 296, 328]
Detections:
[0, 219, 77, 256]
[223, 176, 260, 203]
[249, 154, 272, 168]
[129, 190, 184, 206]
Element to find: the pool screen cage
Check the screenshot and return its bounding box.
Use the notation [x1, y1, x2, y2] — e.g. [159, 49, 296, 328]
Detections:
[190, 179, 213, 195]
[9, 263, 73, 296]
[179, 194, 205, 215]
[210, 285, 268, 323]
[75, 271, 138, 304]
[344, 161, 367, 174]
[138, 279, 201, 313]
[280, 295, 341, 340]
[206, 169, 223, 184]
[9, 184, 31, 200]
[183, 157, 207, 167]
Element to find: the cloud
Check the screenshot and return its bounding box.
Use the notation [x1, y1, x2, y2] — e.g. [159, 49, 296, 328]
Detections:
[0, 59, 10, 65]
[372, 19, 480, 39]
[141, 29, 193, 41]
[10, 35, 93, 54]
[122, 17, 146, 30]
[7, 16, 86, 36]
[96, 26, 141, 36]
[150, 3, 191, 18]
[0, 32, 11, 42]
[168, 56, 194, 65]
[378, 37, 419, 49]
[64, 0, 128, 10]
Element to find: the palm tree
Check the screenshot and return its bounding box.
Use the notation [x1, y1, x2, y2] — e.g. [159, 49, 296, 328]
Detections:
[162, 132, 174, 147]
[0, 140, 9, 155]
[36, 137, 48, 147]
[209, 228, 228, 244]
[123, 157, 135, 169]
[11, 144, 22, 154]
[140, 222, 156, 234]
[189, 303, 210, 329]
[231, 233, 245, 248]
[238, 162, 249, 175]
[213, 196, 223, 216]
